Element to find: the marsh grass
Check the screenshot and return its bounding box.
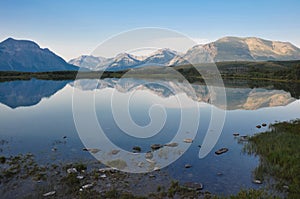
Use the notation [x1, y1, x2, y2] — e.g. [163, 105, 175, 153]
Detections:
[244, 120, 300, 198]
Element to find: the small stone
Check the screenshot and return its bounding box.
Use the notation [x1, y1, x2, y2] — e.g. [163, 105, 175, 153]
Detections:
[151, 144, 163, 150]
[185, 164, 192, 168]
[99, 167, 116, 173]
[77, 175, 84, 180]
[43, 191, 56, 197]
[233, 133, 240, 136]
[183, 138, 193, 143]
[217, 172, 223, 176]
[215, 148, 229, 155]
[137, 162, 144, 167]
[149, 174, 155, 178]
[262, 123, 267, 127]
[100, 174, 107, 178]
[164, 142, 178, 147]
[145, 151, 153, 159]
[256, 125, 262, 129]
[67, 168, 78, 174]
[239, 135, 249, 141]
[153, 166, 160, 171]
[51, 148, 57, 152]
[183, 182, 203, 190]
[79, 188, 83, 192]
[132, 146, 141, 152]
[283, 185, 289, 190]
[82, 183, 93, 189]
[111, 149, 120, 155]
[83, 148, 100, 154]
[253, 179, 262, 184]
[146, 158, 156, 164]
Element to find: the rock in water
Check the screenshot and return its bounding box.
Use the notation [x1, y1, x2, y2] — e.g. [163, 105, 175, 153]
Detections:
[164, 142, 178, 147]
[185, 164, 192, 168]
[215, 148, 229, 155]
[183, 138, 193, 143]
[132, 146, 141, 152]
[183, 182, 203, 190]
[151, 144, 162, 150]
[145, 151, 153, 159]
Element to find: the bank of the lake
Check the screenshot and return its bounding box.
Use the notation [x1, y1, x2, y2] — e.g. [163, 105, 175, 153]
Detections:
[244, 120, 300, 198]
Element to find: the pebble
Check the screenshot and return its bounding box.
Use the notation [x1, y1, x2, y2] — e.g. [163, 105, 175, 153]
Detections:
[67, 168, 78, 174]
[151, 144, 163, 150]
[183, 138, 193, 143]
[145, 151, 153, 159]
[100, 174, 107, 178]
[82, 183, 93, 189]
[164, 142, 178, 147]
[253, 179, 262, 184]
[185, 164, 192, 168]
[111, 149, 120, 155]
[183, 182, 203, 190]
[76, 175, 84, 180]
[43, 191, 56, 197]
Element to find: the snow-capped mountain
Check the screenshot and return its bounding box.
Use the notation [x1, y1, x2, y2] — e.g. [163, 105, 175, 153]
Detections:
[107, 53, 141, 70]
[69, 49, 179, 71]
[69, 36, 300, 70]
[141, 48, 178, 66]
[69, 55, 112, 70]
[169, 37, 300, 66]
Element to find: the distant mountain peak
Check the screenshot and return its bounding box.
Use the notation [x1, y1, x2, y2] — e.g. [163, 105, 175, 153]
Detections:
[0, 37, 78, 72]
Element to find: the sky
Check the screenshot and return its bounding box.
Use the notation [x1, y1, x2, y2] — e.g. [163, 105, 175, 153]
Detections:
[0, 0, 299, 60]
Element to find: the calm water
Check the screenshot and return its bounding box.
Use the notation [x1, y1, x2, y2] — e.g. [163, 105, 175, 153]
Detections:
[0, 78, 300, 195]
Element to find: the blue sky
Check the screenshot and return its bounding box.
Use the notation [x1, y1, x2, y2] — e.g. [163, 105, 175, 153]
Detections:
[0, 0, 299, 60]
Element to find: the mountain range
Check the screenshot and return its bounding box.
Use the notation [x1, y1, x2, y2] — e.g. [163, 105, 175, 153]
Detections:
[1, 36, 300, 72]
[69, 37, 300, 70]
[69, 48, 178, 71]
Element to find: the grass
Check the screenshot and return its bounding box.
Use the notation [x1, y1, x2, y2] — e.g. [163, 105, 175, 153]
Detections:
[244, 119, 300, 198]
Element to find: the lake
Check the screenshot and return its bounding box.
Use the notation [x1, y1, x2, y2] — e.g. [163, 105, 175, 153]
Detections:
[0, 78, 299, 196]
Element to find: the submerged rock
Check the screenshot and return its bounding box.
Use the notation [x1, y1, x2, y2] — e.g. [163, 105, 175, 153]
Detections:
[151, 144, 163, 150]
[145, 151, 153, 159]
[132, 146, 141, 152]
[164, 142, 178, 147]
[110, 149, 120, 155]
[183, 182, 203, 190]
[137, 162, 144, 167]
[83, 148, 100, 154]
[183, 138, 193, 143]
[43, 191, 56, 197]
[215, 148, 229, 155]
[239, 135, 249, 142]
